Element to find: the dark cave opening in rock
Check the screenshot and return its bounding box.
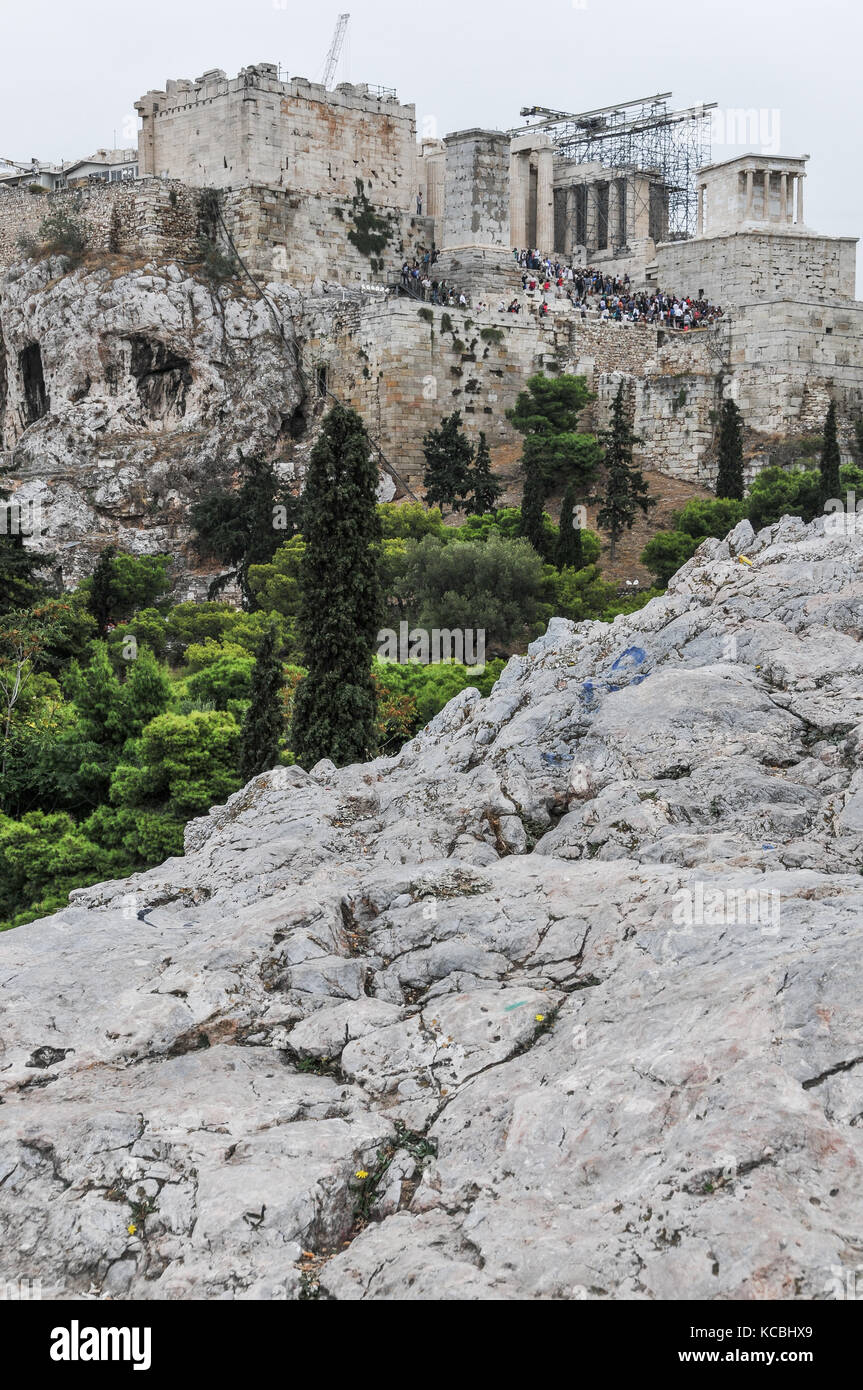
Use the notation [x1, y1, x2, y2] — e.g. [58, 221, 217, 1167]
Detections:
[128, 335, 192, 420]
[283, 403, 308, 441]
[19, 342, 48, 425]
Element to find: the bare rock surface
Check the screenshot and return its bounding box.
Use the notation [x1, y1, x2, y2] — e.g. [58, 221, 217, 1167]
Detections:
[1, 516, 863, 1300]
[0, 257, 308, 593]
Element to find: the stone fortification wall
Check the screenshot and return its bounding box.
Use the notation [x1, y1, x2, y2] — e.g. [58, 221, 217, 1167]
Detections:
[222, 186, 432, 290]
[136, 67, 418, 207]
[302, 297, 718, 491]
[0, 180, 198, 270]
[652, 230, 857, 309]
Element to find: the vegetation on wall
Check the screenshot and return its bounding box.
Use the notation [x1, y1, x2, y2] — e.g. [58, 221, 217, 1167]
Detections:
[347, 177, 394, 261]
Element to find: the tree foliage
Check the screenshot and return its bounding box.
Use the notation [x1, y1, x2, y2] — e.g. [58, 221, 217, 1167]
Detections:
[715, 398, 745, 500]
[595, 383, 655, 559]
[292, 405, 382, 768]
[465, 433, 504, 516]
[400, 534, 549, 655]
[421, 412, 476, 515]
[239, 623, 285, 781]
[191, 454, 300, 608]
[819, 401, 842, 508]
[0, 460, 55, 616]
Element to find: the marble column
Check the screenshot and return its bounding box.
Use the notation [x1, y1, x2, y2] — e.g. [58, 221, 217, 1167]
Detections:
[564, 186, 575, 255]
[763, 170, 771, 220]
[536, 146, 554, 255]
[796, 173, 804, 224]
[745, 168, 754, 221]
[780, 172, 788, 223]
[509, 150, 528, 248]
[427, 155, 445, 222]
[586, 182, 597, 253]
[608, 179, 620, 249]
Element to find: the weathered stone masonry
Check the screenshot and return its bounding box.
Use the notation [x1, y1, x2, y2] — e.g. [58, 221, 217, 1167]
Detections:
[303, 297, 718, 490]
[0, 180, 198, 267]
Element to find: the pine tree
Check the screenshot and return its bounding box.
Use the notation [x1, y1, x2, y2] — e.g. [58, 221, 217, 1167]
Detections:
[88, 547, 117, 637]
[119, 646, 172, 739]
[595, 382, 655, 562]
[519, 457, 548, 556]
[555, 479, 585, 570]
[507, 374, 600, 495]
[421, 412, 474, 515]
[465, 432, 503, 515]
[292, 404, 382, 769]
[239, 623, 284, 781]
[715, 398, 745, 500]
[819, 400, 841, 508]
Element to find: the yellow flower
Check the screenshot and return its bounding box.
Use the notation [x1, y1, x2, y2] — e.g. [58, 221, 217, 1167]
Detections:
[355, 1170, 369, 1180]
[127, 1223, 137, 1235]
[535, 1014, 545, 1022]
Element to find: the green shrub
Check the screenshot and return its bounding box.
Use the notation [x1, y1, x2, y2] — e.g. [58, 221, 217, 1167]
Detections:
[0, 810, 128, 930]
[745, 466, 821, 531]
[640, 531, 702, 586]
[36, 208, 89, 261]
[672, 497, 747, 539]
[400, 533, 550, 654]
[197, 236, 239, 282]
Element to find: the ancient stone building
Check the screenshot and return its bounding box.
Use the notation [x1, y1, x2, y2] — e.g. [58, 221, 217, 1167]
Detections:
[132, 63, 428, 289]
[432, 130, 522, 294]
[2, 63, 863, 584]
[135, 63, 417, 203]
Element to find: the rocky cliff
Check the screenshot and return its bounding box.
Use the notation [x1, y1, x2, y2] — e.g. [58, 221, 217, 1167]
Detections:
[0, 255, 308, 593]
[1, 515, 862, 1300]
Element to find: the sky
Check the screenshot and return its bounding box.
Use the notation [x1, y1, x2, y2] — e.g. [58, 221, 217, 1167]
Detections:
[1, 0, 860, 275]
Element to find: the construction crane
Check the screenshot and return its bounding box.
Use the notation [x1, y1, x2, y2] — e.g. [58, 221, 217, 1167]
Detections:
[321, 13, 350, 90]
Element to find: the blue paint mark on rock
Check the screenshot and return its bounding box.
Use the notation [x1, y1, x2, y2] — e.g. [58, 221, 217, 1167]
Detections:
[611, 645, 647, 672]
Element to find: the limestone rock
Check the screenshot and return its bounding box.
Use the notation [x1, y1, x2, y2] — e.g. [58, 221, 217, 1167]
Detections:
[0, 258, 306, 594]
[1, 516, 863, 1300]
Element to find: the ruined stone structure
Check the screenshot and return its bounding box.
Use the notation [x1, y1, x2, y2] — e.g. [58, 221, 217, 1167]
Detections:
[0, 179, 199, 270]
[135, 64, 417, 201]
[1, 63, 863, 586]
[432, 130, 521, 296]
[130, 63, 429, 290]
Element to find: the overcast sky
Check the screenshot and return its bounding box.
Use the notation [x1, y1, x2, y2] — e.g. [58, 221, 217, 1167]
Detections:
[2, 0, 859, 272]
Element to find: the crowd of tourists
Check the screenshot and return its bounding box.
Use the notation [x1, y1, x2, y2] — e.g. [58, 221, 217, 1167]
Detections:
[510, 250, 724, 328]
[397, 247, 723, 328]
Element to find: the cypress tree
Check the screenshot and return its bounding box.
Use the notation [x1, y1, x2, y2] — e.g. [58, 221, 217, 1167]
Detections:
[88, 546, 117, 637]
[465, 432, 503, 516]
[819, 400, 841, 508]
[555, 479, 585, 570]
[292, 404, 382, 769]
[421, 411, 474, 515]
[595, 382, 655, 562]
[519, 455, 547, 556]
[239, 622, 284, 781]
[507, 373, 600, 496]
[715, 398, 745, 500]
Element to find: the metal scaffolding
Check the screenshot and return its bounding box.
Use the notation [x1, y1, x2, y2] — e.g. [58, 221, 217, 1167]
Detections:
[512, 93, 716, 245]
